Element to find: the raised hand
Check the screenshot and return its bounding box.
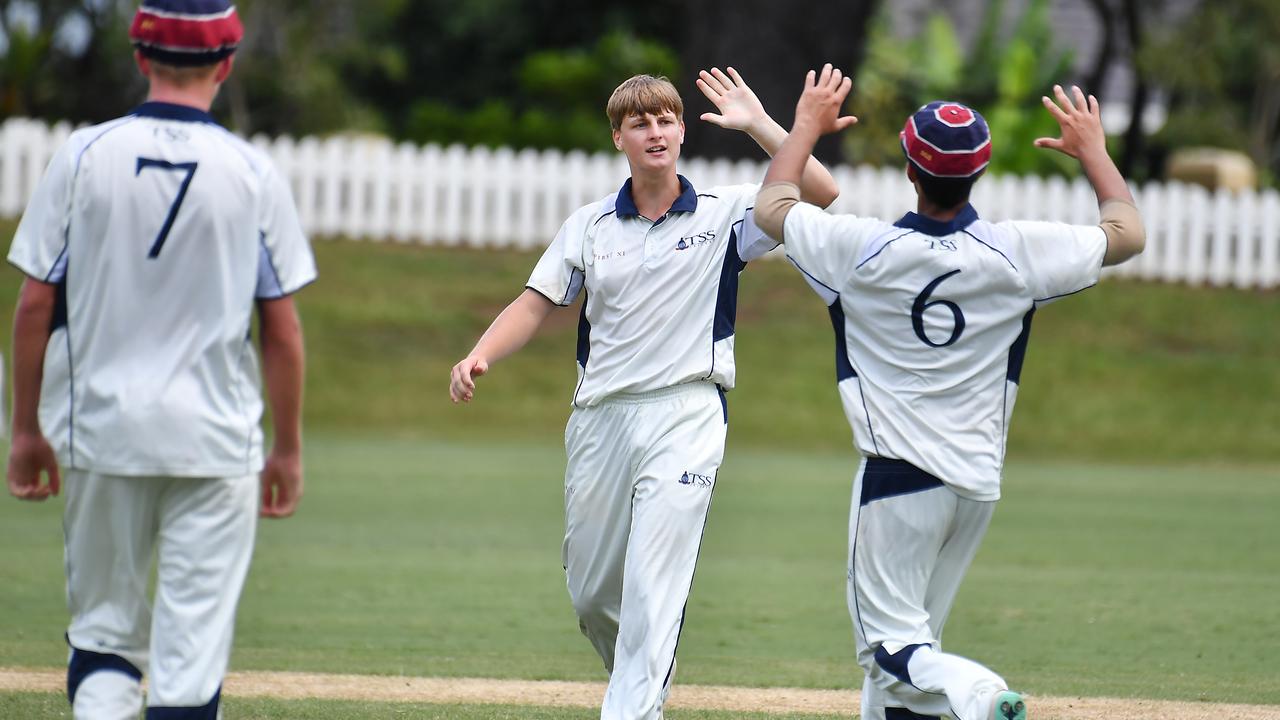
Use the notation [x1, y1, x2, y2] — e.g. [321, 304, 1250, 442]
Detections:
[1035, 84, 1107, 160]
[793, 63, 858, 137]
[697, 67, 767, 133]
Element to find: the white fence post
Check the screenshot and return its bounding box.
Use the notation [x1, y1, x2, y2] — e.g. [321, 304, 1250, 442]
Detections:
[390, 142, 418, 243]
[0, 119, 25, 218]
[513, 148, 540, 250]
[1233, 190, 1258, 289]
[0, 118, 1277, 288]
[1208, 189, 1234, 287]
[1260, 191, 1279, 288]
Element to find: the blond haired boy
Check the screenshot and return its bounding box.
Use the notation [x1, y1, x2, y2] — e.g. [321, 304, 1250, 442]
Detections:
[450, 69, 838, 719]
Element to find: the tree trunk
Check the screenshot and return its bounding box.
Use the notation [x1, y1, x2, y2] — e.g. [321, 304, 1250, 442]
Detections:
[679, 0, 880, 165]
[1249, 71, 1280, 179]
[1120, 0, 1147, 178]
[1083, 0, 1116, 97]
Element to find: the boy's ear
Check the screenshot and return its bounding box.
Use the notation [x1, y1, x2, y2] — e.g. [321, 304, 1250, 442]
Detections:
[214, 55, 235, 84]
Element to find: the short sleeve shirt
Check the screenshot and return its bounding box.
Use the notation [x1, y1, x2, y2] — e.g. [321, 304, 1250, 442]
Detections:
[526, 176, 771, 407]
[8, 102, 316, 476]
[783, 202, 1106, 499]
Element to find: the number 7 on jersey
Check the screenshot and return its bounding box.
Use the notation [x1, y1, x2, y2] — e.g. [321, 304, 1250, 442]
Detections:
[136, 157, 198, 259]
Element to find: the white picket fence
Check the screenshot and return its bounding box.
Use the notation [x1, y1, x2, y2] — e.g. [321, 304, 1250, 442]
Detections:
[2, 116, 1277, 288]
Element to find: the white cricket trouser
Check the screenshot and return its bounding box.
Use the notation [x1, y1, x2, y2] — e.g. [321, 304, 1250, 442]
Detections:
[63, 470, 258, 719]
[562, 382, 726, 720]
[848, 457, 1007, 720]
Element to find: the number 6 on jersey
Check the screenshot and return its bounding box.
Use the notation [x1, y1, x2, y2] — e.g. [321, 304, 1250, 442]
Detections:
[136, 157, 198, 259]
[912, 269, 966, 348]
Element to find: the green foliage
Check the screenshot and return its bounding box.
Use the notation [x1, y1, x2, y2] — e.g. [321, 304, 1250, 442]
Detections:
[1142, 0, 1280, 184]
[405, 30, 679, 151]
[0, 24, 52, 115]
[0, 2, 139, 123]
[222, 0, 402, 136]
[847, 0, 1075, 176]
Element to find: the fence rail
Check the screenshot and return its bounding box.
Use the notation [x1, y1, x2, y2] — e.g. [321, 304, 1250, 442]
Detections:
[2, 117, 1276, 288]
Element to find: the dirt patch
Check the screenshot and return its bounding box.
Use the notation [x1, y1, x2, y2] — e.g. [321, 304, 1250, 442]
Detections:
[2, 667, 1276, 719]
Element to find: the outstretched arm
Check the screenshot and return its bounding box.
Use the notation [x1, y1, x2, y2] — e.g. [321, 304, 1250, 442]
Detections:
[449, 289, 557, 404]
[754, 64, 859, 241]
[7, 278, 61, 501]
[1035, 84, 1145, 266]
[697, 66, 841, 208]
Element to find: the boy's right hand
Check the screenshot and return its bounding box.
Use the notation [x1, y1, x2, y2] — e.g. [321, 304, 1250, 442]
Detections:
[1035, 84, 1107, 161]
[449, 356, 488, 403]
[6, 431, 60, 501]
[793, 63, 858, 137]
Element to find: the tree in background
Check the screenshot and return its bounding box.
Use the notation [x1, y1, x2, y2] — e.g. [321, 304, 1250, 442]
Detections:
[0, 0, 139, 122]
[3, 0, 1273, 186]
[344, 0, 686, 151]
[846, 0, 1074, 177]
[1142, 0, 1280, 186]
[679, 0, 879, 165]
[402, 29, 678, 152]
[220, 0, 395, 137]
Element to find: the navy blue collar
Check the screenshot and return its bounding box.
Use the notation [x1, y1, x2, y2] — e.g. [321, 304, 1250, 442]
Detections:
[894, 204, 980, 236]
[615, 175, 698, 219]
[131, 102, 218, 125]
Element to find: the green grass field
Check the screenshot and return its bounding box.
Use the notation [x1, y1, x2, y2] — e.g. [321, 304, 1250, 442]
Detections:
[3, 438, 1279, 717]
[1, 225, 1278, 717]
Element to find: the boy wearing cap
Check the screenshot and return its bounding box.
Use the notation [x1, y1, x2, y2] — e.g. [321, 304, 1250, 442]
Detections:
[6, 2, 314, 717]
[752, 67, 1144, 720]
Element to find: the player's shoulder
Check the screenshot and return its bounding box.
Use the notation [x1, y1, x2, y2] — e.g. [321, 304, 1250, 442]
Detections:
[63, 115, 146, 161]
[200, 124, 276, 177]
[549, 193, 619, 241]
[697, 181, 758, 205]
[578, 191, 621, 225]
[986, 217, 1095, 238]
[793, 203, 895, 235]
[983, 217, 1106, 255]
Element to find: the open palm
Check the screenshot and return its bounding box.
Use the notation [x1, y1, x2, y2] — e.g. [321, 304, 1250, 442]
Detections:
[697, 67, 765, 132]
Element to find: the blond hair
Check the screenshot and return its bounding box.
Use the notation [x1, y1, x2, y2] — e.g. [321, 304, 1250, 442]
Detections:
[606, 75, 683, 130]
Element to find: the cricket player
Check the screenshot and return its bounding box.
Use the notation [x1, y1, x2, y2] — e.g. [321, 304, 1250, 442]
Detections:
[449, 69, 839, 719]
[752, 67, 1145, 720]
[6, 2, 315, 717]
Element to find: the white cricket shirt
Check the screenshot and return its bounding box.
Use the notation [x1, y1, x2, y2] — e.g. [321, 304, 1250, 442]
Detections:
[526, 176, 773, 407]
[8, 102, 316, 476]
[783, 203, 1107, 500]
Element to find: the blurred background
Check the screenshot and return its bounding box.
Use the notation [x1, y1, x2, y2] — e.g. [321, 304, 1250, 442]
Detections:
[1, 0, 1277, 458]
[1, 3, 1278, 715]
[1, 0, 1276, 188]
[0, 0, 1277, 459]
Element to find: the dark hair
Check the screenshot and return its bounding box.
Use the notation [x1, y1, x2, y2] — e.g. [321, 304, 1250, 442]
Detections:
[913, 165, 980, 210]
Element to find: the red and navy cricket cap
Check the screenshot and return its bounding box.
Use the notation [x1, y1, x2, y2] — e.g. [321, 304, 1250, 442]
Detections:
[900, 101, 992, 179]
[129, 0, 244, 67]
